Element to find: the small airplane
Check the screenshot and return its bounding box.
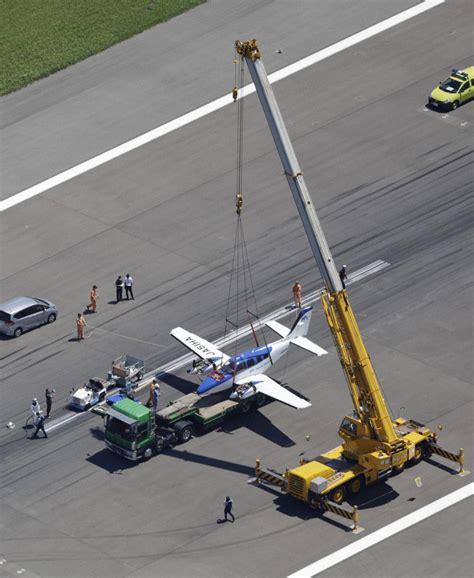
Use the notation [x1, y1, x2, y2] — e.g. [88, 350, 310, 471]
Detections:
[170, 306, 327, 409]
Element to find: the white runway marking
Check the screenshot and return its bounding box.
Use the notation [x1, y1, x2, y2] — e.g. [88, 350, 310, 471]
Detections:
[288, 483, 473, 578]
[0, 0, 444, 213]
[44, 259, 389, 432]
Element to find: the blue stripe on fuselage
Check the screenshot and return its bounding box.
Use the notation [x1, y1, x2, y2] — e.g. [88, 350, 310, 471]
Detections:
[197, 372, 232, 394]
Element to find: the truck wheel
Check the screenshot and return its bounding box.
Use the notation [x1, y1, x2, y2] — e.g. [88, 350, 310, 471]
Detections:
[348, 476, 364, 496]
[330, 485, 346, 505]
[143, 447, 154, 460]
[174, 420, 194, 443]
[391, 464, 404, 476]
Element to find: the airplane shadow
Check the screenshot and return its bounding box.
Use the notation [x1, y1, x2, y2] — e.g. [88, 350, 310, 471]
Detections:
[86, 448, 136, 474]
[159, 372, 198, 395]
[165, 448, 255, 477]
[217, 410, 295, 448]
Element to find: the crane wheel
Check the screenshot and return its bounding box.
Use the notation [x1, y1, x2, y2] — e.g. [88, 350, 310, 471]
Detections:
[348, 477, 364, 495]
[391, 464, 404, 476]
[330, 485, 346, 504]
[409, 443, 427, 466]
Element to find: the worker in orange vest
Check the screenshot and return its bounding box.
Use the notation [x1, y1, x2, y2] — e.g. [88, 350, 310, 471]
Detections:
[87, 285, 98, 313]
[292, 281, 302, 308]
[76, 313, 86, 340]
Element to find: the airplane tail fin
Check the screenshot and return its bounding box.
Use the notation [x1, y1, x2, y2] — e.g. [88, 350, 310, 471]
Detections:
[266, 306, 328, 356]
[288, 306, 313, 338]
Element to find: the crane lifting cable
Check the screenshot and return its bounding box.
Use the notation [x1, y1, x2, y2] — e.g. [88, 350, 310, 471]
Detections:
[224, 52, 271, 364]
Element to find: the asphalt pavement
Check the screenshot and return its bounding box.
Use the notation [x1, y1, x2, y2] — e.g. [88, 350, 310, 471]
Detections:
[1, 0, 473, 576]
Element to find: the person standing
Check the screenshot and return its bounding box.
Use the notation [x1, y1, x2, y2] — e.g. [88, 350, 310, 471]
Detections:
[86, 285, 98, 313]
[76, 313, 86, 340]
[224, 496, 235, 522]
[152, 380, 161, 412]
[292, 281, 302, 308]
[45, 388, 55, 419]
[124, 274, 134, 300]
[146, 379, 155, 407]
[115, 276, 124, 302]
[32, 413, 48, 439]
[339, 265, 348, 289]
[31, 398, 41, 417]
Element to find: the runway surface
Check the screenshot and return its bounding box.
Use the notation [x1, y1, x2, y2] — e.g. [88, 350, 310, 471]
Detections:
[1, 1, 472, 576]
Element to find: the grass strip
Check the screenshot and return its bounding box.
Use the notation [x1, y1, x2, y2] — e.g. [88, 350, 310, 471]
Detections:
[1, 0, 205, 95]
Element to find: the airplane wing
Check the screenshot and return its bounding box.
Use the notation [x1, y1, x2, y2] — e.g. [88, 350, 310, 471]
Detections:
[290, 336, 328, 356]
[265, 319, 290, 338]
[170, 327, 230, 364]
[234, 373, 311, 409]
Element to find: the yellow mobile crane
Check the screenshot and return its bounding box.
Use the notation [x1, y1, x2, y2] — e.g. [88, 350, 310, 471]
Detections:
[235, 39, 466, 513]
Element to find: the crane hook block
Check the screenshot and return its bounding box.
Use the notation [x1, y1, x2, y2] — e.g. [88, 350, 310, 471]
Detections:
[235, 39, 261, 61]
[236, 193, 243, 214]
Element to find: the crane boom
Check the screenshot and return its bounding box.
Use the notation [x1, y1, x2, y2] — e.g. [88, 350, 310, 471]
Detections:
[235, 39, 401, 450]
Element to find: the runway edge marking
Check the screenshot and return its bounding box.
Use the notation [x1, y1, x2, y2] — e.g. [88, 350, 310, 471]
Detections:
[288, 483, 474, 578]
[0, 0, 444, 213]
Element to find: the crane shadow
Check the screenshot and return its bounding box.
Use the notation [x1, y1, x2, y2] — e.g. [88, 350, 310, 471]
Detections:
[164, 448, 255, 477]
[350, 481, 399, 509]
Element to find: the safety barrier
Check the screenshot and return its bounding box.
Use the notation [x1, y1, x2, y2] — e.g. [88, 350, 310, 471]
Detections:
[255, 459, 287, 489]
[318, 500, 363, 533]
[428, 444, 469, 476]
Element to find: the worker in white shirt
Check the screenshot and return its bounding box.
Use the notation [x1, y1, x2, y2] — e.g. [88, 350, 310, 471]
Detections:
[124, 274, 134, 300]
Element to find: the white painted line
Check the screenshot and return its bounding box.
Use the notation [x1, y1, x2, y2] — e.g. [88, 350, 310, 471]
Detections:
[42, 259, 389, 432]
[0, 0, 444, 213]
[45, 411, 86, 433]
[288, 483, 474, 578]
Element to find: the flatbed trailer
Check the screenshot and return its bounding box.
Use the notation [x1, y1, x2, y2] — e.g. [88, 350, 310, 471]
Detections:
[104, 389, 267, 461]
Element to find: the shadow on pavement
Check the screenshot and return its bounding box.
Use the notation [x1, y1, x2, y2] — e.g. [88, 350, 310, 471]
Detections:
[89, 426, 105, 441]
[351, 481, 399, 509]
[86, 449, 135, 473]
[217, 410, 295, 447]
[165, 448, 255, 477]
[159, 372, 198, 395]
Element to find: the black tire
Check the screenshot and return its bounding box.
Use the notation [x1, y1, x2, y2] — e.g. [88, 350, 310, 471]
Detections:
[85, 403, 91, 411]
[452, 100, 459, 110]
[330, 485, 346, 505]
[410, 444, 424, 465]
[47, 313, 56, 323]
[391, 464, 404, 477]
[13, 327, 23, 338]
[142, 446, 154, 460]
[174, 420, 194, 443]
[348, 476, 365, 495]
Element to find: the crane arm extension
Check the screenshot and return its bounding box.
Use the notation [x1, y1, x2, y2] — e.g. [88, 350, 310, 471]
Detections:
[321, 291, 399, 445]
[236, 39, 400, 447]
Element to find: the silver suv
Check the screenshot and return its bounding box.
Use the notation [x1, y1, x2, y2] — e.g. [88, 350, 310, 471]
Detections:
[0, 297, 58, 338]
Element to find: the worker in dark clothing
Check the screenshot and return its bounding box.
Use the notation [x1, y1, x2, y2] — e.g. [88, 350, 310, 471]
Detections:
[32, 413, 48, 439]
[45, 388, 55, 419]
[339, 265, 348, 289]
[224, 496, 235, 522]
[115, 276, 124, 302]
